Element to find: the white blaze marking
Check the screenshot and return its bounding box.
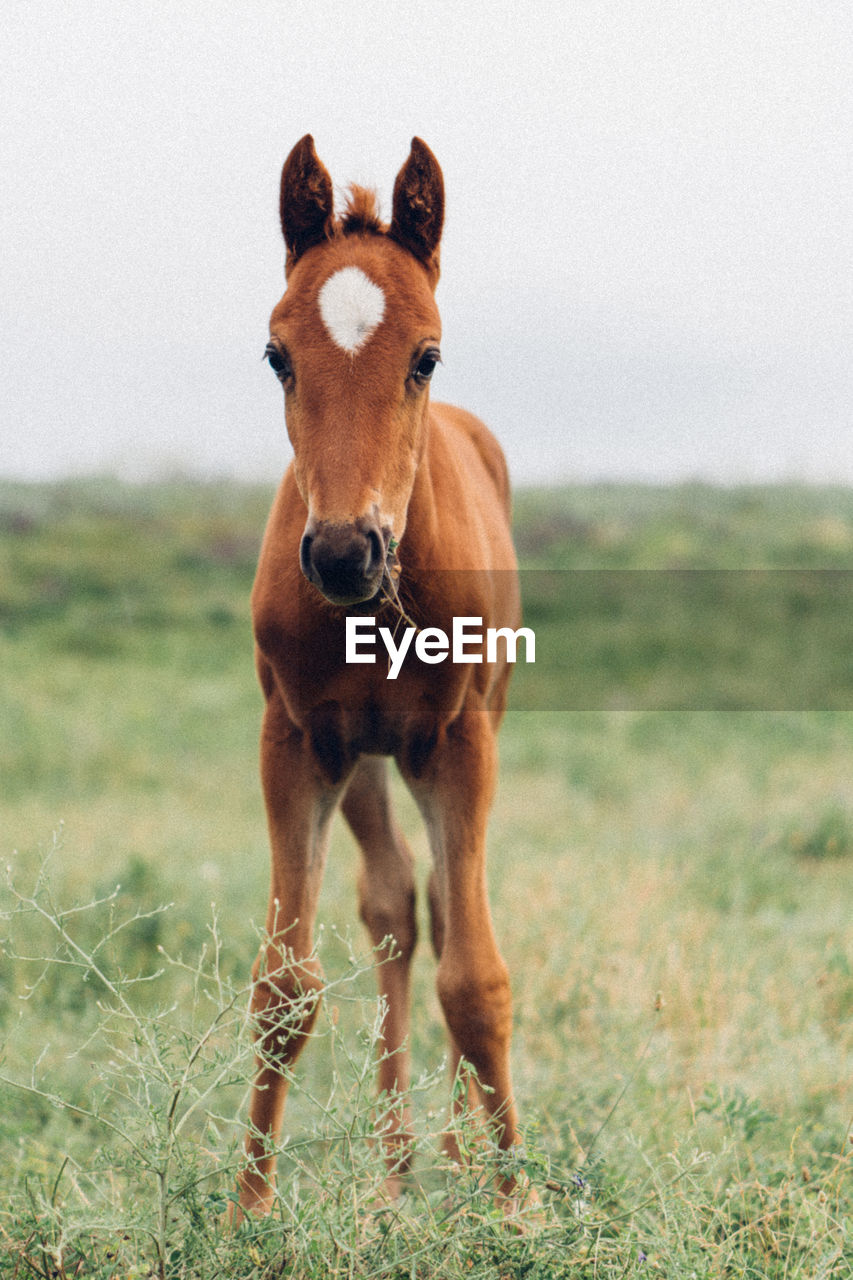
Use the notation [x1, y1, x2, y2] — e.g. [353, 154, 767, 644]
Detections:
[318, 266, 385, 353]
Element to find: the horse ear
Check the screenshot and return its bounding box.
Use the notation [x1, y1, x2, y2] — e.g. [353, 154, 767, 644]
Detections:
[388, 138, 444, 282]
[280, 135, 334, 270]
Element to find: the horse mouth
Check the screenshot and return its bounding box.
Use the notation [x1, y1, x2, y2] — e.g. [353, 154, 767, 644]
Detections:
[312, 556, 401, 615]
[314, 562, 394, 612]
[343, 588, 385, 614]
[310, 579, 382, 609]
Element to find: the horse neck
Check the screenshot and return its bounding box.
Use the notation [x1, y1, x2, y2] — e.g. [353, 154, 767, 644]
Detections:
[399, 410, 441, 571]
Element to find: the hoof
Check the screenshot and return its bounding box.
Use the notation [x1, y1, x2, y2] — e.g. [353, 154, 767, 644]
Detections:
[224, 1169, 276, 1229]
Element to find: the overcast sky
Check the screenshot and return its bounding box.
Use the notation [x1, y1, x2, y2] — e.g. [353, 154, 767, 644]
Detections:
[2, 1, 852, 485]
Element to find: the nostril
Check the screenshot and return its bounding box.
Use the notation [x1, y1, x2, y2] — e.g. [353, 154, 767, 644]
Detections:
[299, 532, 315, 580]
[366, 527, 384, 574]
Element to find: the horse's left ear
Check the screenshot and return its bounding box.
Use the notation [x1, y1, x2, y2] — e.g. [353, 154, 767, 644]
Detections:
[388, 138, 444, 284]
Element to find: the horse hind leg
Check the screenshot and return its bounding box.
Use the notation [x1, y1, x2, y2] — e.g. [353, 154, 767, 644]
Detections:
[427, 866, 488, 1162]
[341, 756, 418, 1188]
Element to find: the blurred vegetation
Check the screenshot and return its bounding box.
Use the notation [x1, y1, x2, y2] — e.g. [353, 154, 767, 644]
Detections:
[512, 481, 853, 568]
[512, 483, 853, 710]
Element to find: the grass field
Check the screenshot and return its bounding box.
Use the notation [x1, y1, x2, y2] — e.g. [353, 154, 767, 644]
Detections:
[0, 478, 851, 1278]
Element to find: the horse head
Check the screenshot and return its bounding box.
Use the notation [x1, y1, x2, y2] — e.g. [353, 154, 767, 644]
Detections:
[266, 135, 444, 606]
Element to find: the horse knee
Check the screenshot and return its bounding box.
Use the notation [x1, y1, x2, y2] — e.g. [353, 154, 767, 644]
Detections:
[436, 959, 513, 1069]
[427, 871, 445, 958]
[250, 950, 324, 1064]
[358, 880, 417, 963]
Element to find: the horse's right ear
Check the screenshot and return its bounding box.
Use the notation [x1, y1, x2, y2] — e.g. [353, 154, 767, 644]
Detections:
[280, 135, 334, 272]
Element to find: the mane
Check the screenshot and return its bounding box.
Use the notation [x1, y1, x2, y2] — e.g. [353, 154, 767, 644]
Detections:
[338, 184, 385, 236]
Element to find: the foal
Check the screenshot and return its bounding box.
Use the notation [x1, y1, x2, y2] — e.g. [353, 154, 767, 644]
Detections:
[238, 135, 525, 1216]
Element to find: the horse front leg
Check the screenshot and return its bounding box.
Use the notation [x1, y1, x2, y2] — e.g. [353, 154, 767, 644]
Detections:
[400, 710, 526, 1205]
[237, 693, 352, 1218]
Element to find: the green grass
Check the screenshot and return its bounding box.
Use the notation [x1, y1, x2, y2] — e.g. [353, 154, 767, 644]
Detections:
[0, 478, 851, 1277]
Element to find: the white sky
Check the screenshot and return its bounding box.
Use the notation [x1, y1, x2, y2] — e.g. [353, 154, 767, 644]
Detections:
[2, 0, 852, 485]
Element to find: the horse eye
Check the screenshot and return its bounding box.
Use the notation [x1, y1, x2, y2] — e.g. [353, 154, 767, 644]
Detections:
[265, 343, 292, 382]
[413, 348, 441, 385]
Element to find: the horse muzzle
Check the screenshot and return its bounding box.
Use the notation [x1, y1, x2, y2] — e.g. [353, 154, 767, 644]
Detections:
[299, 517, 387, 606]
